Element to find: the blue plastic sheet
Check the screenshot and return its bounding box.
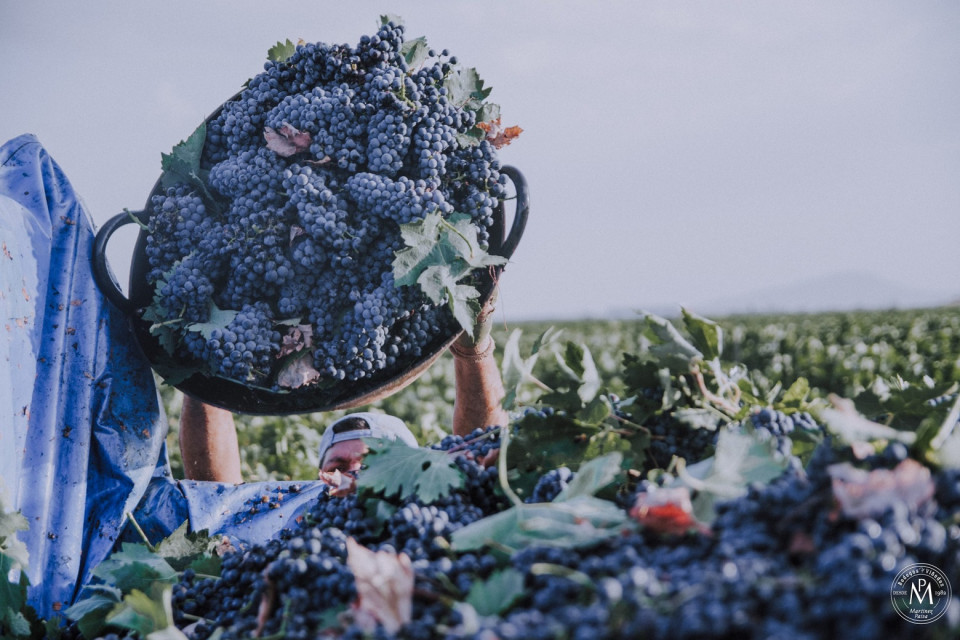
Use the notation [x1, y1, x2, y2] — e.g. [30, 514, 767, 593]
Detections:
[1, 135, 328, 619]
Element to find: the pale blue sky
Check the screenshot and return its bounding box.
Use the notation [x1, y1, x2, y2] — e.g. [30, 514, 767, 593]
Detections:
[3, 1, 958, 320]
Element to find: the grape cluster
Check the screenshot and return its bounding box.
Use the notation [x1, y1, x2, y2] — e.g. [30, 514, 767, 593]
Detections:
[143, 20, 509, 388]
[81, 409, 956, 640]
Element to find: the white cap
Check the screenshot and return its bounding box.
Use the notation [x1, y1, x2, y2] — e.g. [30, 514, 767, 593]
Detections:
[317, 412, 418, 465]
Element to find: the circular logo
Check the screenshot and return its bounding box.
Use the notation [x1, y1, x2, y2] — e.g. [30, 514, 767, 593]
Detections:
[890, 563, 952, 624]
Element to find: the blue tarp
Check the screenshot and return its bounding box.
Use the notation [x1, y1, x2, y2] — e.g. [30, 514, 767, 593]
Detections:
[0, 135, 327, 619]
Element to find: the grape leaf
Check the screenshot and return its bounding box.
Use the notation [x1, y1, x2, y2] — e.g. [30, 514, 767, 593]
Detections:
[500, 326, 561, 410]
[1, 555, 29, 635]
[0, 499, 29, 571]
[379, 13, 405, 27]
[465, 568, 525, 616]
[681, 307, 723, 361]
[450, 496, 631, 552]
[444, 67, 491, 111]
[639, 312, 703, 373]
[416, 264, 481, 333]
[153, 522, 222, 574]
[553, 453, 623, 502]
[92, 543, 178, 594]
[159, 123, 217, 205]
[106, 584, 182, 639]
[673, 428, 791, 524]
[401, 36, 430, 68]
[65, 585, 122, 640]
[357, 439, 464, 504]
[183, 305, 239, 341]
[392, 211, 506, 334]
[267, 39, 296, 63]
[476, 118, 523, 149]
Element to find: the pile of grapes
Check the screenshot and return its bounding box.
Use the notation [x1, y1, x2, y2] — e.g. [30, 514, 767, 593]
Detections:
[143, 19, 515, 389]
[116, 410, 954, 640]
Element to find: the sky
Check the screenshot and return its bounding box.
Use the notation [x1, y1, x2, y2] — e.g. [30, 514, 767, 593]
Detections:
[2, 1, 959, 321]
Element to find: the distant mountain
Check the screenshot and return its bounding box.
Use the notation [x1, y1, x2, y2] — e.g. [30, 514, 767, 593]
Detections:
[685, 271, 954, 317]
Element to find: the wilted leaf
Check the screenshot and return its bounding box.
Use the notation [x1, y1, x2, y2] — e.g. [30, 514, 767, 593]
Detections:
[276, 351, 322, 389]
[477, 118, 523, 149]
[264, 123, 312, 157]
[346, 538, 413, 635]
[629, 486, 710, 536]
[828, 458, 935, 520]
[278, 325, 313, 358]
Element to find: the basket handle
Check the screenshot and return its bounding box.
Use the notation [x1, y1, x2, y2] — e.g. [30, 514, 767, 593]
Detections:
[91, 210, 146, 314]
[493, 165, 529, 260]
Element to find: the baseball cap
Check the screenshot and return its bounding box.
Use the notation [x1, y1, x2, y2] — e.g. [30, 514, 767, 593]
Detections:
[317, 412, 418, 465]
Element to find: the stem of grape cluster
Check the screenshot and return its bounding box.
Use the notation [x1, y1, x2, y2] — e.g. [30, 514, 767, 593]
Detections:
[497, 425, 523, 507]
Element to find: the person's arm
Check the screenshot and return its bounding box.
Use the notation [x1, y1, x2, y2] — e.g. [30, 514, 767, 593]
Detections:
[451, 292, 509, 437]
[179, 394, 243, 483]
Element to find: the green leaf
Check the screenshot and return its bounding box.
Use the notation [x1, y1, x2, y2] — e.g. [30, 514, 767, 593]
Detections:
[681, 308, 723, 361]
[553, 453, 623, 502]
[672, 407, 723, 432]
[639, 313, 703, 373]
[92, 543, 178, 594]
[0, 501, 29, 571]
[65, 585, 123, 640]
[451, 496, 631, 552]
[779, 378, 811, 411]
[476, 102, 501, 126]
[146, 626, 191, 640]
[184, 305, 240, 341]
[465, 568, 525, 616]
[357, 439, 464, 503]
[444, 67, 491, 111]
[507, 412, 595, 499]
[1, 609, 31, 638]
[673, 428, 790, 523]
[401, 36, 430, 68]
[154, 522, 222, 574]
[107, 585, 176, 637]
[392, 211, 506, 334]
[0, 555, 27, 625]
[554, 342, 602, 404]
[160, 123, 211, 196]
[501, 327, 561, 410]
[267, 39, 296, 63]
[380, 13, 405, 27]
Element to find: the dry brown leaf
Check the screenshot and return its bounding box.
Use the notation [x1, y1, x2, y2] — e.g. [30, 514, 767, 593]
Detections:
[264, 122, 312, 157]
[477, 118, 523, 149]
[345, 537, 414, 634]
[276, 349, 322, 389]
[829, 458, 935, 520]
